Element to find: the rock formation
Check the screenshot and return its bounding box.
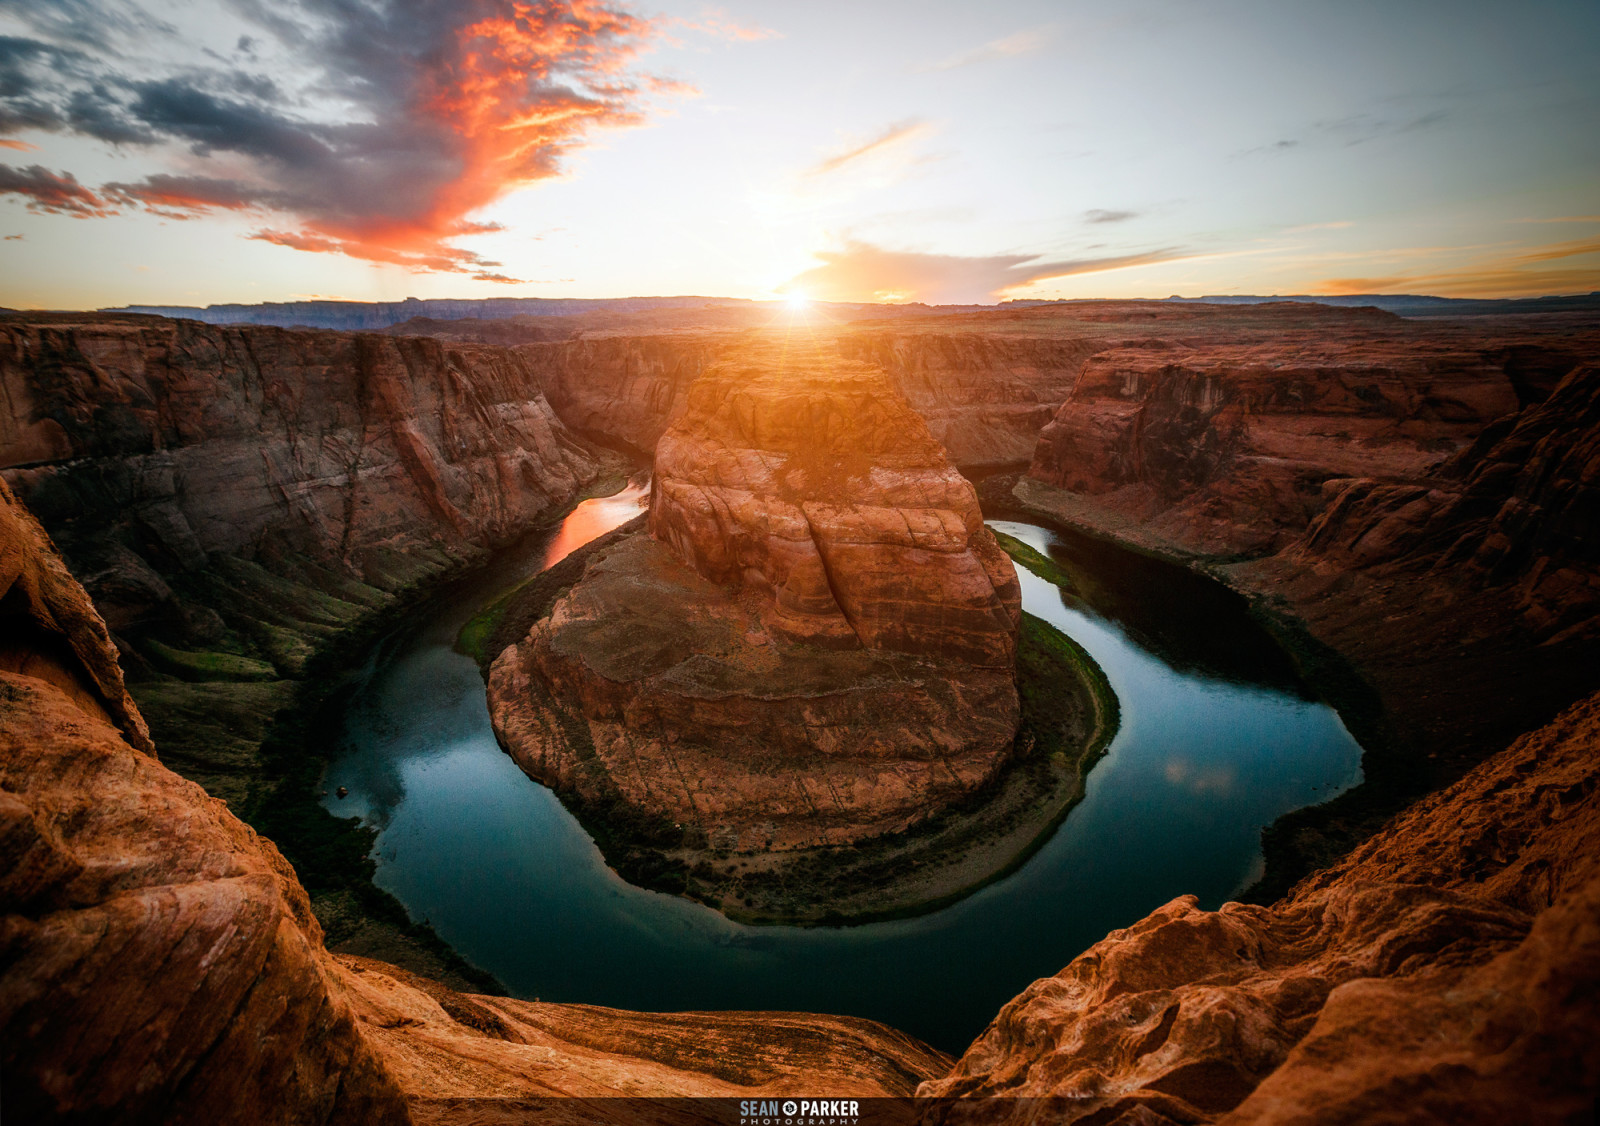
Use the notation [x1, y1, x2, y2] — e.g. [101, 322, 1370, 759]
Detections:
[836, 332, 1099, 470]
[920, 685, 1600, 1124]
[0, 461, 954, 1122]
[489, 338, 1025, 907]
[1026, 338, 1533, 556]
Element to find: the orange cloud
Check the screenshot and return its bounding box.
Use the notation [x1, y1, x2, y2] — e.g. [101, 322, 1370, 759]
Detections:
[0, 164, 116, 218]
[1314, 236, 1600, 298]
[6, 1, 681, 278]
[806, 120, 928, 178]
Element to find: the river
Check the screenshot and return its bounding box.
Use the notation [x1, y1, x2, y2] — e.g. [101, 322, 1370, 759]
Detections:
[321, 481, 1363, 1055]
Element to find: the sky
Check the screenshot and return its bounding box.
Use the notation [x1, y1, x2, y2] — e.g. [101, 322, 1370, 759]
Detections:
[0, 0, 1597, 309]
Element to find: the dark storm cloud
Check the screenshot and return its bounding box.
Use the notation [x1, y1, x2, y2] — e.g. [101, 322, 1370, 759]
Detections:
[0, 0, 675, 274]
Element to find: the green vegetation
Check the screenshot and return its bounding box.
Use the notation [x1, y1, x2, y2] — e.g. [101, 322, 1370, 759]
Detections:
[141, 638, 279, 682]
[991, 527, 1080, 594]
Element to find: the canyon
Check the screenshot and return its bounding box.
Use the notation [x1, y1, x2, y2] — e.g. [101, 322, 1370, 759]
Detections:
[486, 338, 1113, 923]
[2, 300, 1598, 1120]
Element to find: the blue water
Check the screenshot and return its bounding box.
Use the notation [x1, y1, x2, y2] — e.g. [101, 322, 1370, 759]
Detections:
[321, 498, 1362, 1055]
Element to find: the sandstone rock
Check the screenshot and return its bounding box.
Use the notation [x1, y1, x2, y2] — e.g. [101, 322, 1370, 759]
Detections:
[837, 333, 1099, 470]
[650, 340, 1020, 665]
[0, 313, 602, 616]
[338, 954, 951, 1104]
[0, 477, 411, 1125]
[920, 688, 1600, 1124]
[491, 337, 1023, 890]
[523, 335, 723, 453]
[1027, 340, 1526, 556]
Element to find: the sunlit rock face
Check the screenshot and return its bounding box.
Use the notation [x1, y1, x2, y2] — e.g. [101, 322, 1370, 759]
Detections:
[649, 341, 1022, 665]
[491, 339, 1023, 856]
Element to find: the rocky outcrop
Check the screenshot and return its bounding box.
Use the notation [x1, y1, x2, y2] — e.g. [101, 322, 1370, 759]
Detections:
[0, 313, 601, 603]
[838, 333, 1098, 470]
[921, 687, 1600, 1124]
[1286, 363, 1600, 645]
[490, 338, 1031, 917]
[649, 341, 1021, 665]
[0, 459, 956, 1121]
[0, 475, 412, 1125]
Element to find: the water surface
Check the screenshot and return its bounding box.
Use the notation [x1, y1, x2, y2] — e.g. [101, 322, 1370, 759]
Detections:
[322, 496, 1362, 1055]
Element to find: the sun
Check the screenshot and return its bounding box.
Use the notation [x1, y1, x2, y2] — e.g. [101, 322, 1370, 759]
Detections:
[784, 293, 811, 313]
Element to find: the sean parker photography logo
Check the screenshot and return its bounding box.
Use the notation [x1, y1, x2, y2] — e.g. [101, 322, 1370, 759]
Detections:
[738, 1098, 862, 1125]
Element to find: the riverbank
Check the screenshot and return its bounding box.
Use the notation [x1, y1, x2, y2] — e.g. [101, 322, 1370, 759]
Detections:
[128, 459, 634, 991]
[987, 470, 1600, 905]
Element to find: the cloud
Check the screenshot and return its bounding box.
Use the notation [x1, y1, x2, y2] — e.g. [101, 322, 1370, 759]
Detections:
[1239, 110, 1449, 159]
[806, 119, 928, 178]
[0, 163, 115, 216]
[920, 26, 1054, 72]
[0, 0, 684, 275]
[781, 240, 1191, 304]
[676, 9, 781, 42]
[1313, 236, 1600, 298]
[1084, 209, 1139, 225]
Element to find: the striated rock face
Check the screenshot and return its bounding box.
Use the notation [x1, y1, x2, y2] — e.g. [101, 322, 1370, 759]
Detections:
[338, 954, 951, 1107]
[650, 342, 1021, 665]
[1287, 363, 1600, 644]
[0, 477, 412, 1125]
[837, 333, 1099, 470]
[0, 313, 601, 597]
[491, 339, 1022, 872]
[522, 335, 724, 453]
[0, 466, 956, 1119]
[921, 687, 1600, 1124]
[1027, 339, 1530, 556]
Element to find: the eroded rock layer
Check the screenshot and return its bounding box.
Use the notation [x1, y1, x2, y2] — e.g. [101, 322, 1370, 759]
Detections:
[491, 338, 1022, 866]
[921, 686, 1600, 1125]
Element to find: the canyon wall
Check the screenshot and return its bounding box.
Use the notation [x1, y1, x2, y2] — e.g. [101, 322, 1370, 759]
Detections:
[520, 335, 725, 452]
[921, 684, 1600, 1125]
[0, 311, 619, 980]
[836, 333, 1099, 470]
[0, 468, 954, 1122]
[0, 313, 602, 607]
[1024, 338, 1541, 556]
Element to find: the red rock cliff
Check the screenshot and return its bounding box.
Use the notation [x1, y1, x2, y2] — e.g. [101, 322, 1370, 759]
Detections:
[650, 339, 1021, 665]
[920, 686, 1600, 1125]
